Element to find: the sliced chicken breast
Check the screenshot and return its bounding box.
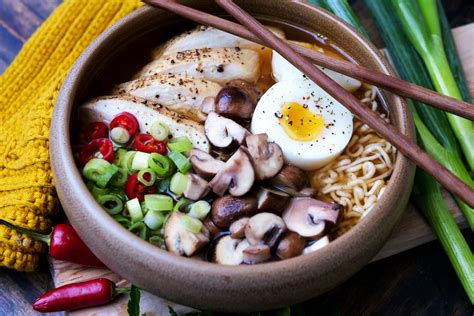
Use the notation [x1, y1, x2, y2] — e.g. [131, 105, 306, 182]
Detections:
[134, 48, 260, 85]
[111, 73, 221, 122]
[153, 25, 286, 57]
[79, 95, 210, 152]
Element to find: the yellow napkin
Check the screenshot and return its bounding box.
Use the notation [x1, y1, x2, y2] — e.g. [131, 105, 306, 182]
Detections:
[0, 0, 142, 271]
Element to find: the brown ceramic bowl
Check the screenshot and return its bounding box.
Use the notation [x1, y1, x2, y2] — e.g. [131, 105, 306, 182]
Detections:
[50, 0, 415, 312]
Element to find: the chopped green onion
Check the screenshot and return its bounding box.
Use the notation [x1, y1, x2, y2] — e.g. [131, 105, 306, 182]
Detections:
[179, 214, 202, 234]
[144, 194, 174, 211]
[97, 194, 123, 215]
[131, 152, 150, 171]
[110, 168, 128, 187]
[86, 181, 95, 191]
[128, 222, 148, 240]
[137, 168, 157, 187]
[149, 235, 164, 246]
[170, 172, 188, 196]
[157, 178, 171, 193]
[148, 153, 173, 178]
[188, 201, 211, 220]
[167, 136, 193, 153]
[173, 198, 193, 212]
[83, 158, 111, 182]
[169, 150, 192, 173]
[112, 215, 131, 228]
[96, 164, 119, 188]
[91, 185, 110, 199]
[110, 126, 130, 144]
[150, 121, 170, 141]
[122, 151, 137, 174]
[144, 211, 165, 230]
[126, 198, 143, 222]
[109, 188, 126, 200]
[113, 148, 128, 166]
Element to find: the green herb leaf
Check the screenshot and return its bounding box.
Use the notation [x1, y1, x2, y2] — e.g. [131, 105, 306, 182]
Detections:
[127, 285, 141, 316]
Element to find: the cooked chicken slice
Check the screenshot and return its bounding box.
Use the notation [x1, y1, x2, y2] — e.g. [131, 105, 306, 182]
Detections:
[78, 95, 210, 152]
[153, 25, 286, 57]
[134, 48, 260, 85]
[111, 73, 221, 122]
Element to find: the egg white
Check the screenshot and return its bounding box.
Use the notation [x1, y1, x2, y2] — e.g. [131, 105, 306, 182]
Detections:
[250, 79, 353, 170]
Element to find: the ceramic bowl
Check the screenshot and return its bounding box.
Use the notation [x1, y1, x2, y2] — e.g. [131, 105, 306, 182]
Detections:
[50, 0, 415, 312]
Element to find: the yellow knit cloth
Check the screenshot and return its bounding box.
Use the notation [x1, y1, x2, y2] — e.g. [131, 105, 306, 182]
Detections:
[0, 0, 142, 271]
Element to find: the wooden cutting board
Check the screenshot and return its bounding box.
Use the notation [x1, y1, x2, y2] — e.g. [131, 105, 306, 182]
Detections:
[49, 24, 474, 315]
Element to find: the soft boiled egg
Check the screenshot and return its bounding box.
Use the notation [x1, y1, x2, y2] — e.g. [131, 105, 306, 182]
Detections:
[250, 79, 353, 170]
[271, 41, 362, 93]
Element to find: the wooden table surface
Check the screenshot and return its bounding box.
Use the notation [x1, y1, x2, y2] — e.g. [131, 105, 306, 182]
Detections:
[1, 0, 473, 315]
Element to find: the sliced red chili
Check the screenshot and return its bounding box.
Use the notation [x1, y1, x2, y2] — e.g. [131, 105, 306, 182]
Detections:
[134, 134, 167, 154]
[110, 112, 139, 137]
[79, 138, 114, 165]
[84, 122, 109, 142]
[125, 173, 156, 202]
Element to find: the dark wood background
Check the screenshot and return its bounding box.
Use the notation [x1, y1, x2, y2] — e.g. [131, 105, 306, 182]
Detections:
[1, 0, 473, 315]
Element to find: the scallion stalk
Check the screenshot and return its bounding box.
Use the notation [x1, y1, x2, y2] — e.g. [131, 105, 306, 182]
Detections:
[97, 194, 123, 215]
[148, 153, 173, 178]
[144, 194, 174, 211]
[150, 121, 170, 141]
[137, 168, 157, 187]
[112, 214, 131, 228]
[170, 172, 188, 196]
[110, 168, 128, 187]
[188, 201, 211, 220]
[169, 150, 192, 173]
[96, 164, 119, 188]
[128, 222, 148, 240]
[144, 211, 165, 230]
[126, 198, 143, 223]
[167, 136, 193, 153]
[83, 158, 110, 182]
[179, 214, 202, 234]
[131, 151, 151, 171]
[91, 185, 110, 199]
[173, 198, 193, 212]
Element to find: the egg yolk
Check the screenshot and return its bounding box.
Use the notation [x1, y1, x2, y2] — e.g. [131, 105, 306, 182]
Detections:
[279, 102, 325, 141]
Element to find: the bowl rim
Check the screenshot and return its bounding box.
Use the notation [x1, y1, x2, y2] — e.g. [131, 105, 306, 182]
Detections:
[50, 0, 415, 308]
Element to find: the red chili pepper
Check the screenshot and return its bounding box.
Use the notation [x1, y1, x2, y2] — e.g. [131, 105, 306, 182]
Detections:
[79, 138, 114, 165]
[84, 122, 109, 142]
[134, 133, 167, 154]
[125, 172, 156, 201]
[110, 112, 139, 137]
[32, 278, 129, 312]
[0, 220, 105, 268]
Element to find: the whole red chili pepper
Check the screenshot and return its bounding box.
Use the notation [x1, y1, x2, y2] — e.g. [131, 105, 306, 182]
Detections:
[0, 220, 105, 268]
[124, 172, 156, 201]
[134, 133, 167, 154]
[32, 278, 129, 312]
[84, 122, 109, 142]
[79, 138, 115, 165]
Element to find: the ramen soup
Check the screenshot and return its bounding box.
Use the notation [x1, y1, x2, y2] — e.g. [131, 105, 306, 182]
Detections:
[75, 24, 395, 265]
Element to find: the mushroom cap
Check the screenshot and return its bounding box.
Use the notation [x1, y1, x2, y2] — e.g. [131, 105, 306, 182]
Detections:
[256, 187, 290, 214]
[282, 198, 342, 239]
[203, 216, 222, 239]
[211, 195, 258, 229]
[303, 236, 330, 254]
[184, 173, 210, 200]
[242, 244, 271, 264]
[209, 147, 255, 197]
[229, 217, 249, 238]
[214, 79, 258, 120]
[204, 112, 250, 148]
[164, 211, 210, 256]
[189, 148, 226, 179]
[246, 134, 284, 180]
[212, 235, 249, 265]
[245, 212, 286, 248]
[269, 165, 308, 194]
[276, 231, 306, 259]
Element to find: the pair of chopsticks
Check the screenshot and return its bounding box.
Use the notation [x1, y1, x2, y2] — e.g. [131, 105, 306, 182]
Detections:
[143, 0, 474, 207]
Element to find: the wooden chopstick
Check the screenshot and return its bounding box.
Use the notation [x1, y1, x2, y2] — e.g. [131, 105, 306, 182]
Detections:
[143, 0, 474, 121]
[212, 0, 474, 207]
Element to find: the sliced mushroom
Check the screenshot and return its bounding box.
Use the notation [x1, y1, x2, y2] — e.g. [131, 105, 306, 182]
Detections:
[189, 149, 226, 179]
[211, 195, 257, 229]
[246, 134, 284, 180]
[269, 165, 308, 195]
[242, 244, 271, 264]
[164, 212, 210, 257]
[212, 235, 249, 265]
[203, 216, 222, 239]
[282, 198, 342, 239]
[213, 79, 259, 120]
[205, 112, 250, 148]
[245, 213, 286, 248]
[183, 174, 210, 200]
[229, 217, 249, 238]
[303, 236, 330, 254]
[209, 148, 255, 197]
[276, 231, 306, 259]
[256, 187, 290, 214]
